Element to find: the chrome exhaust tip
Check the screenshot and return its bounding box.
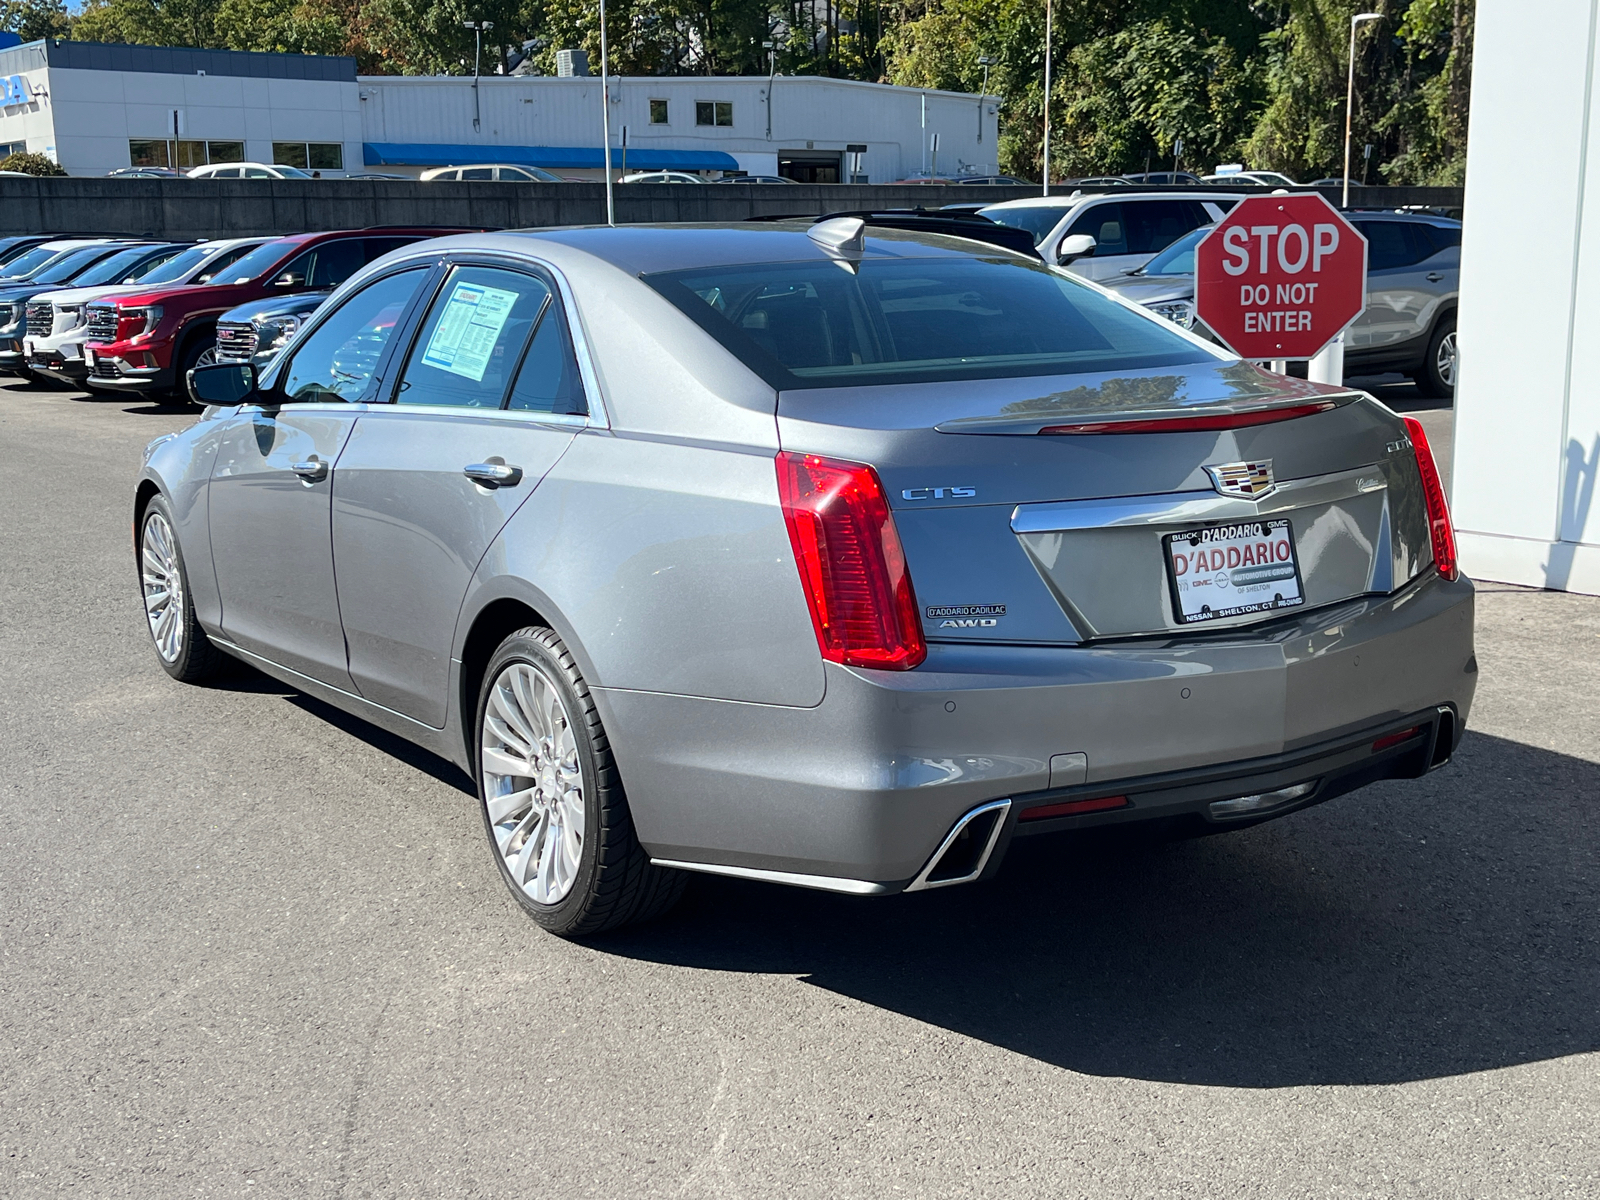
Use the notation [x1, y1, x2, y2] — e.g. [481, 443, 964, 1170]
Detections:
[903, 799, 1011, 893]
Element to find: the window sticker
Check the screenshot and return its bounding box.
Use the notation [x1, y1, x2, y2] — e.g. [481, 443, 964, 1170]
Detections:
[421, 282, 519, 382]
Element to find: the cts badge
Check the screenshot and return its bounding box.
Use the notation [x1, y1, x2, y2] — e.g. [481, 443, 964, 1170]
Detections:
[902, 485, 976, 501]
[1205, 460, 1275, 500]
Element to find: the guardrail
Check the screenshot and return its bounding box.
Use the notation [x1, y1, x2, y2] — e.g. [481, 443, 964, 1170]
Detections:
[0, 179, 1464, 239]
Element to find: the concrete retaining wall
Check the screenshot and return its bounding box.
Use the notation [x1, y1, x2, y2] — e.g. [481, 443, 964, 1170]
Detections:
[0, 179, 1465, 239]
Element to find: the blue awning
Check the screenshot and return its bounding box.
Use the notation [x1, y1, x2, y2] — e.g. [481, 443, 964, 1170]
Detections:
[363, 143, 740, 171]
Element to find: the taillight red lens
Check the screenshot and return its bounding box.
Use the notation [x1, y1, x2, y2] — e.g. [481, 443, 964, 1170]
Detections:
[1038, 401, 1336, 435]
[1403, 416, 1458, 582]
[1019, 795, 1130, 822]
[776, 451, 926, 670]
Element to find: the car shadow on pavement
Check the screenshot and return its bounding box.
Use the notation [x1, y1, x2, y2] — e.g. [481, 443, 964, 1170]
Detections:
[599, 730, 1599, 1088]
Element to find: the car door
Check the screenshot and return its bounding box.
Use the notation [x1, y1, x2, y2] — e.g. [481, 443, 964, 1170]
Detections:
[330, 260, 586, 727]
[207, 266, 433, 686]
[1348, 220, 1440, 351]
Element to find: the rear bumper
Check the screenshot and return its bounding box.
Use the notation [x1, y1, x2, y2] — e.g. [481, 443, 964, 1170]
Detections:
[598, 572, 1477, 890]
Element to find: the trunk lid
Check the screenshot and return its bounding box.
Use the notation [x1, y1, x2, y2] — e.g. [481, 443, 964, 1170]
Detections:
[776, 361, 1434, 646]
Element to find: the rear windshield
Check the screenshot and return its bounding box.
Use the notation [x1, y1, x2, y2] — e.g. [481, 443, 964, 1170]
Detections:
[645, 256, 1216, 390]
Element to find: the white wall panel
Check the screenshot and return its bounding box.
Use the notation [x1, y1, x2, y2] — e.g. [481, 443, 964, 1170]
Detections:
[1453, 0, 1600, 592]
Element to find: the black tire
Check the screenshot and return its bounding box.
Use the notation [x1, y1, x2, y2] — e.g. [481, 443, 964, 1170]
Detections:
[475, 627, 685, 937]
[137, 494, 228, 683]
[172, 332, 215, 404]
[1416, 314, 1457, 399]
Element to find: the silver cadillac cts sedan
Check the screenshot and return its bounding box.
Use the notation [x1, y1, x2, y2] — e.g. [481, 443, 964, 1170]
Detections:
[138, 220, 1475, 936]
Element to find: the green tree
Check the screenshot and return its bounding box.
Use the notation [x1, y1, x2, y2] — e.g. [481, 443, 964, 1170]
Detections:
[1, 0, 71, 41]
[0, 150, 68, 174]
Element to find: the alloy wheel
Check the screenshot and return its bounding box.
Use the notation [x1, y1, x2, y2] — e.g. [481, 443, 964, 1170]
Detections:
[480, 661, 586, 905]
[1436, 330, 1458, 389]
[140, 510, 184, 663]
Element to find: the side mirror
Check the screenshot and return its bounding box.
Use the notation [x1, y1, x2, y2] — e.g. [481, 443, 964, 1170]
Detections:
[273, 271, 305, 287]
[1056, 234, 1098, 265]
[188, 361, 258, 407]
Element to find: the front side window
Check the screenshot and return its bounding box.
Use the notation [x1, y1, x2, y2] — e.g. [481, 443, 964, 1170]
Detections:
[1118, 200, 1209, 254]
[646, 255, 1216, 390]
[650, 99, 669, 125]
[981, 205, 1068, 247]
[208, 238, 298, 286]
[462, 167, 494, 180]
[279, 268, 428, 403]
[393, 266, 552, 408]
[277, 240, 366, 289]
[1069, 204, 1127, 254]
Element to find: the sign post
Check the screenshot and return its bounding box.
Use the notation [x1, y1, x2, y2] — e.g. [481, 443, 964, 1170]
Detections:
[1194, 192, 1367, 379]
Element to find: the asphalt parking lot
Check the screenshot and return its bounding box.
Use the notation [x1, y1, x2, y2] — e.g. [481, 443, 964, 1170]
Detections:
[2, 378, 1595, 1199]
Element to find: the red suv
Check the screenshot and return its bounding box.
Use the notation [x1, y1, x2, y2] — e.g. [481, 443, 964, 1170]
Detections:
[82, 228, 470, 398]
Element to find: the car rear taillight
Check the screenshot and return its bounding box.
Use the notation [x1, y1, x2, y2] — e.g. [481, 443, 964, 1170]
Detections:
[1038, 401, 1337, 435]
[1402, 416, 1458, 582]
[777, 451, 926, 671]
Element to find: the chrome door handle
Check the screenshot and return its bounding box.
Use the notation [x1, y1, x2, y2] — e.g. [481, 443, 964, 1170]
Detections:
[1426, 272, 1444, 282]
[291, 457, 328, 481]
[464, 460, 523, 487]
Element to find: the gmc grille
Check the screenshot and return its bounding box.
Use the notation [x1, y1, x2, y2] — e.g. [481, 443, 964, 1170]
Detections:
[25, 302, 53, 339]
[84, 305, 118, 342]
[214, 322, 258, 363]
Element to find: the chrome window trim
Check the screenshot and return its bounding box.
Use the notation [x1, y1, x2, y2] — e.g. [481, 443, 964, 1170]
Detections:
[1010, 464, 1388, 535]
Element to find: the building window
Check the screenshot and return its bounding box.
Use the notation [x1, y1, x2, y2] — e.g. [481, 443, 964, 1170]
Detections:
[649, 99, 669, 125]
[1, 140, 28, 158]
[695, 101, 733, 127]
[129, 139, 245, 169]
[274, 142, 344, 171]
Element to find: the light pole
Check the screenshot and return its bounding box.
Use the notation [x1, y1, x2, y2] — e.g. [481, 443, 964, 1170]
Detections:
[1041, 0, 1052, 195]
[462, 19, 493, 132]
[764, 39, 775, 141]
[977, 55, 992, 145]
[599, 0, 614, 226]
[1343, 12, 1381, 209]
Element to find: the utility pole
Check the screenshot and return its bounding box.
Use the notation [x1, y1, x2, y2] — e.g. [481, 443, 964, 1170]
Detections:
[977, 55, 992, 145]
[462, 20, 493, 132]
[599, 0, 613, 225]
[764, 39, 775, 141]
[1343, 12, 1382, 209]
[1041, 0, 1052, 195]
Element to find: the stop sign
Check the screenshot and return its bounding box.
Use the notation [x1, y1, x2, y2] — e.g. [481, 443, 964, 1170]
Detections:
[1194, 192, 1367, 360]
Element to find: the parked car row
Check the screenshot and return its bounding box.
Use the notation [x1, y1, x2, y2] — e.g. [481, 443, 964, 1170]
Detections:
[0, 228, 476, 397]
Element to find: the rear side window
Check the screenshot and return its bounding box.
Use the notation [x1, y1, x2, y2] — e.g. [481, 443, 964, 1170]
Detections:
[1413, 223, 1462, 255]
[393, 265, 553, 408]
[506, 300, 587, 416]
[462, 167, 494, 180]
[646, 255, 1216, 390]
[1355, 221, 1432, 271]
[362, 236, 420, 263]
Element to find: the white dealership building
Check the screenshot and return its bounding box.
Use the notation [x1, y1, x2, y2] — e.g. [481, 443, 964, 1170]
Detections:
[0, 38, 1000, 183]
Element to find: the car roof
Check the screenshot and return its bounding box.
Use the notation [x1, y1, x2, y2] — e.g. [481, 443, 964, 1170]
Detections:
[416, 223, 1022, 277]
[980, 189, 1244, 211]
[1346, 210, 1463, 227]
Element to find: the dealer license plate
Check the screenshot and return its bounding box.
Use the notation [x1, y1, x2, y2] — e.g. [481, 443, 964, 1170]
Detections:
[1165, 518, 1304, 624]
[84, 345, 96, 367]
